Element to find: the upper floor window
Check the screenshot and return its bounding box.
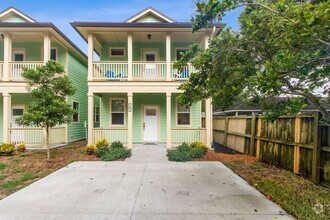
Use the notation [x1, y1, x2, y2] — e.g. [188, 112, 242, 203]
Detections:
[72, 101, 80, 123]
[41, 47, 57, 61]
[12, 49, 25, 61]
[176, 48, 189, 61]
[109, 47, 125, 58]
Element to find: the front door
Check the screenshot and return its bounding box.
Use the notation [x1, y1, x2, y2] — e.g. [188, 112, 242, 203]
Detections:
[143, 106, 159, 143]
[142, 50, 158, 79]
[11, 105, 25, 143]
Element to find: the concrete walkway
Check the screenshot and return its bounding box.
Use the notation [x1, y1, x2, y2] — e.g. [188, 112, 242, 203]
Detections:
[0, 145, 294, 219]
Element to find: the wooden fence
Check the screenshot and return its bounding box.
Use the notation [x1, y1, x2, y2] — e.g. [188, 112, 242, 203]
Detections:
[213, 113, 330, 186]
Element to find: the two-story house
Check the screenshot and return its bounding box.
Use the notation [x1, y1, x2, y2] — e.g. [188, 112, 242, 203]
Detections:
[72, 7, 220, 148]
[0, 7, 88, 149]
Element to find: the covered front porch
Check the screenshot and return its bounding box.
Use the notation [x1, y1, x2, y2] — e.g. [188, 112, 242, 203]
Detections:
[88, 92, 212, 148]
[1, 92, 67, 149]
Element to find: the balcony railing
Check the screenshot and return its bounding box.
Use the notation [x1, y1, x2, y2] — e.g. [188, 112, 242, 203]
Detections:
[92, 128, 128, 146]
[9, 61, 44, 81]
[171, 128, 206, 147]
[92, 61, 195, 81]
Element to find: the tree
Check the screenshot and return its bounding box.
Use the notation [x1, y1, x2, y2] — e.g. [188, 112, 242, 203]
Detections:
[16, 60, 76, 160]
[177, 0, 330, 121]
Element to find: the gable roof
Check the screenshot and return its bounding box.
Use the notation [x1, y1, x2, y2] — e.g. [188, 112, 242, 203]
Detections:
[0, 6, 36, 23]
[125, 7, 176, 23]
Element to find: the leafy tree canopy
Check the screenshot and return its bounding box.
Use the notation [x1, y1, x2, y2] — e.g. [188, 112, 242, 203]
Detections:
[177, 0, 330, 121]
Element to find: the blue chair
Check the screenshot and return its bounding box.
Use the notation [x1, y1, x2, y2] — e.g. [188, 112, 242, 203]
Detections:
[105, 71, 115, 78]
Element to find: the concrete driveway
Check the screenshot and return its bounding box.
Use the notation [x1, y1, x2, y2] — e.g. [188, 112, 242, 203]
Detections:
[0, 145, 293, 219]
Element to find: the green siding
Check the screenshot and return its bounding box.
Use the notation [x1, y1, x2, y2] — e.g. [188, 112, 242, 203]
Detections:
[100, 94, 127, 128]
[67, 53, 88, 142]
[3, 16, 28, 23]
[100, 42, 193, 62]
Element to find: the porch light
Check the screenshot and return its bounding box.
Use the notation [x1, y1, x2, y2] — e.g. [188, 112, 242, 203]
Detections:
[147, 34, 151, 40]
[0, 34, 4, 39]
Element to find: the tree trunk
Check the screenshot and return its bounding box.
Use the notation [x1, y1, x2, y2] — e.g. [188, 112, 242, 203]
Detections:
[46, 127, 50, 160]
[306, 92, 330, 123]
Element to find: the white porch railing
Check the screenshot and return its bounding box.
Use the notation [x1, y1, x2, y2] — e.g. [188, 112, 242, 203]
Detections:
[132, 62, 166, 80]
[9, 127, 66, 149]
[0, 62, 3, 79]
[9, 61, 43, 81]
[171, 128, 206, 147]
[171, 63, 195, 80]
[92, 128, 128, 146]
[93, 62, 128, 80]
[9, 128, 44, 148]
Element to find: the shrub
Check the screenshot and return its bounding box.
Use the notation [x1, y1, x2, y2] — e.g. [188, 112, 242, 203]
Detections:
[167, 149, 191, 162]
[85, 145, 96, 155]
[110, 141, 124, 148]
[95, 139, 109, 148]
[95, 145, 109, 158]
[177, 142, 190, 152]
[101, 147, 131, 161]
[0, 143, 15, 156]
[189, 146, 205, 158]
[16, 143, 26, 153]
[190, 141, 208, 154]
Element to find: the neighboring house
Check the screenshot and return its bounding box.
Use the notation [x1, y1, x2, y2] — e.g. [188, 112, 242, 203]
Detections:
[213, 98, 330, 116]
[0, 7, 88, 149]
[72, 7, 221, 148]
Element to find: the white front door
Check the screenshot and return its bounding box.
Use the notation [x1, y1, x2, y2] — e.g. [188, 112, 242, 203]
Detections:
[142, 50, 158, 79]
[143, 106, 159, 143]
[11, 105, 25, 143]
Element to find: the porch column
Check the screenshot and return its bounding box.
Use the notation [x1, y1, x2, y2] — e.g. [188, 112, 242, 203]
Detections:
[3, 33, 12, 81]
[127, 32, 133, 81]
[205, 98, 212, 148]
[204, 34, 210, 49]
[127, 92, 133, 148]
[166, 32, 171, 81]
[43, 33, 51, 63]
[3, 92, 12, 143]
[166, 92, 172, 148]
[87, 34, 94, 81]
[87, 92, 94, 145]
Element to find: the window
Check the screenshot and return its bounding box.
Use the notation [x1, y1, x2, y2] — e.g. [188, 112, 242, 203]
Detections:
[177, 103, 191, 125]
[50, 48, 57, 61]
[12, 50, 25, 61]
[72, 101, 80, 123]
[176, 48, 189, 60]
[94, 106, 100, 123]
[110, 99, 125, 125]
[109, 47, 125, 57]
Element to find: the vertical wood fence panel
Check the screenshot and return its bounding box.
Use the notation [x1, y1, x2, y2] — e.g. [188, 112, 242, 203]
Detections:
[213, 114, 330, 186]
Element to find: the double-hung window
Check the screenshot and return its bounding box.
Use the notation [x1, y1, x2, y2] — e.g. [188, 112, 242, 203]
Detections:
[110, 99, 125, 126]
[177, 103, 191, 126]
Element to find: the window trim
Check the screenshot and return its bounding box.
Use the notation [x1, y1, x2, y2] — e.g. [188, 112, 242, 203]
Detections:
[109, 98, 126, 127]
[72, 100, 80, 124]
[94, 106, 100, 123]
[41, 47, 58, 61]
[12, 48, 26, 61]
[109, 47, 126, 58]
[175, 47, 189, 61]
[175, 99, 192, 127]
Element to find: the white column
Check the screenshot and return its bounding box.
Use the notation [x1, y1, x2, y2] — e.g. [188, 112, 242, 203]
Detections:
[3, 92, 12, 143]
[205, 98, 212, 148]
[87, 92, 94, 145]
[87, 34, 94, 81]
[166, 92, 172, 148]
[127, 92, 133, 149]
[3, 33, 12, 81]
[166, 32, 171, 81]
[43, 33, 51, 63]
[204, 34, 210, 49]
[127, 32, 133, 81]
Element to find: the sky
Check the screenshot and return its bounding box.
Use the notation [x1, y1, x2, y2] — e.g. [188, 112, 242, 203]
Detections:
[1, 0, 242, 55]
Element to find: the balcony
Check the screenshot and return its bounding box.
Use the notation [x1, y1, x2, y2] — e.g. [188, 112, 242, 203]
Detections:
[92, 61, 194, 81]
[9, 62, 44, 81]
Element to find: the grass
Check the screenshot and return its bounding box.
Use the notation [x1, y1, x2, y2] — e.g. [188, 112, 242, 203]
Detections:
[204, 151, 330, 219]
[0, 140, 99, 199]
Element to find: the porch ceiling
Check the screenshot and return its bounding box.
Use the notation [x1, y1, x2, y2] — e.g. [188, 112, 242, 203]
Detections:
[0, 32, 44, 42]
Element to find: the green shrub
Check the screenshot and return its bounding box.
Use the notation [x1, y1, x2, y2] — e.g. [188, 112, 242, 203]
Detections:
[85, 145, 96, 155]
[177, 142, 190, 152]
[190, 141, 208, 154]
[110, 141, 124, 148]
[0, 143, 15, 156]
[16, 143, 26, 153]
[95, 139, 109, 148]
[101, 147, 131, 161]
[189, 146, 205, 158]
[167, 149, 191, 162]
[95, 145, 109, 158]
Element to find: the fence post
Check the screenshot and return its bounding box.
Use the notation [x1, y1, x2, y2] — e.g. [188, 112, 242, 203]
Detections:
[293, 115, 301, 174]
[223, 117, 229, 147]
[256, 116, 262, 159]
[250, 115, 256, 156]
[312, 112, 321, 184]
